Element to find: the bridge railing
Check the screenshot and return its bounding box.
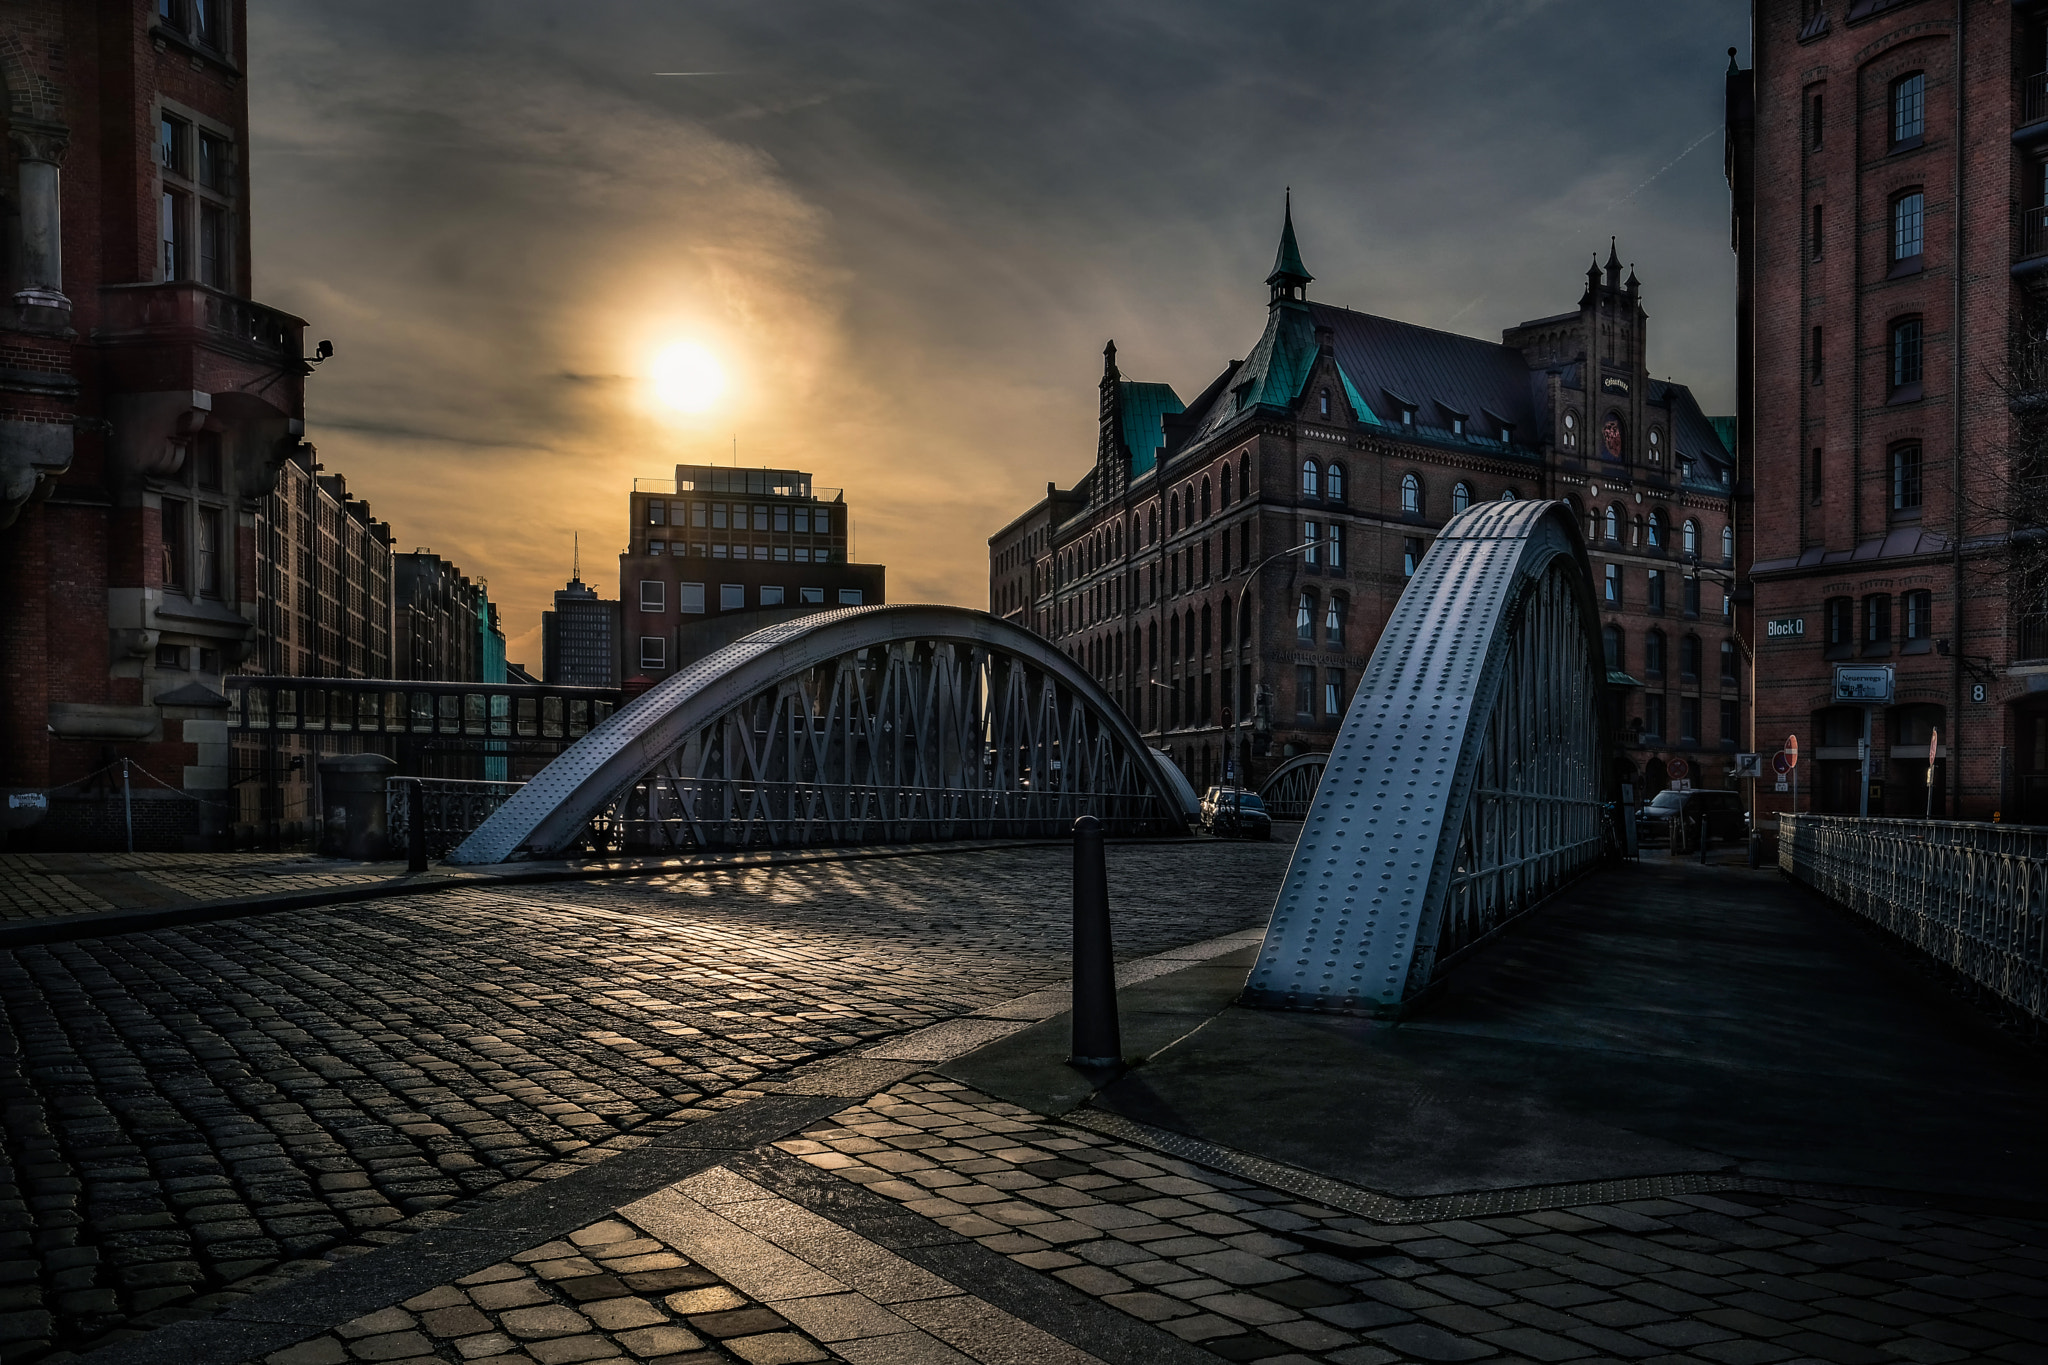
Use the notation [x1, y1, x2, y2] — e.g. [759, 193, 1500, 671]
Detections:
[388, 778, 525, 859]
[1779, 813, 2048, 1027]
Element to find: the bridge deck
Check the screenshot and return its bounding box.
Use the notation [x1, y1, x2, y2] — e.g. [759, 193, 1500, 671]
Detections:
[951, 857, 2048, 1209]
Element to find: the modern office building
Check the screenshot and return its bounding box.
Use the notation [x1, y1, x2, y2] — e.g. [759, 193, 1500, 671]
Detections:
[621, 465, 886, 679]
[543, 572, 620, 688]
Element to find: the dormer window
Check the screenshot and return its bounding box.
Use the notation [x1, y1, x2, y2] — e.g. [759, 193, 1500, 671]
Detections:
[1401, 408, 1414, 426]
[1451, 417, 1465, 436]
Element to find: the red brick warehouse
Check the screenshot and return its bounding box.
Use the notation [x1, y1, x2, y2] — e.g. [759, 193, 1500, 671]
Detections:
[1729, 0, 2044, 819]
[0, 0, 316, 848]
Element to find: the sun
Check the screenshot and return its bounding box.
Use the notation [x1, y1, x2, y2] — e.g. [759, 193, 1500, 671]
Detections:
[649, 341, 726, 413]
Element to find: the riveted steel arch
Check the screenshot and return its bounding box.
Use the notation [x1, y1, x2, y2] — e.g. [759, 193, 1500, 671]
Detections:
[1244, 499, 1610, 1016]
[447, 605, 1194, 864]
[1259, 753, 1328, 820]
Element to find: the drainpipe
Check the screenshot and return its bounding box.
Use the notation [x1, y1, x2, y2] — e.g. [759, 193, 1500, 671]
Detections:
[1949, 0, 1965, 816]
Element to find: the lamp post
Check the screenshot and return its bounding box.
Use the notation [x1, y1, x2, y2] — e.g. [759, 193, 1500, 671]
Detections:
[1683, 553, 1743, 863]
[1228, 541, 1316, 801]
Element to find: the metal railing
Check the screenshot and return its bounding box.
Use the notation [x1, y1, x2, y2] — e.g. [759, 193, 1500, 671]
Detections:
[388, 778, 524, 859]
[2025, 70, 2048, 128]
[2021, 207, 2048, 264]
[1780, 814, 2048, 1028]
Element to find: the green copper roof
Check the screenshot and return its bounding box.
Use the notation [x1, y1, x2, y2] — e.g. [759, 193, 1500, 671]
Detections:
[1266, 194, 1312, 287]
[1709, 415, 1737, 454]
[1337, 366, 1385, 427]
[1120, 381, 1184, 476]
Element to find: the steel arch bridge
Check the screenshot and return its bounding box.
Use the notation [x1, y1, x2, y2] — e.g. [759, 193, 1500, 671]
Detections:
[447, 605, 1195, 864]
[1244, 499, 1611, 1017]
[1259, 753, 1328, 821]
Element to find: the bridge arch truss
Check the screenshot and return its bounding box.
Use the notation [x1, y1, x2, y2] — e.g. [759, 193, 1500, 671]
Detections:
[1244, 499, 1611, 1016]
[449, 605, 1194, 864]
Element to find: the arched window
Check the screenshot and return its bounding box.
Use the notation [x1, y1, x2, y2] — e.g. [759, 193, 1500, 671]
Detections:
[1239, 595, 1252, 645]
[1721, 525, 1734, 563]
[1891, 70, 1925, 146]
[1604, 506, 1620, 541]
[1602, 624, 1623, 673]
[1169, 614, 1178, 661]
[1319, 387, 1330, 416]
[1220, 463, 1232, 507]
[1452, 482, 1471, 515]
[1682, 519, 1700, 556]
[1499, 488, 1517, 501]
[1562, 411, 1578, 449]
[1167, 497, 1178, 535]
[1647, 509, 1665, 549]
[1645, 628, 1666, 677]
[1301, 460, 1319, 497]
[1239, 453, 1250, 497]
[1185, 608, 1197, 659]
[1326, 463, 1345, 503]
[1200, 477, 1211, 520]
[1200, 603, 1212, 654]
[1647, 429, 1662, 465]
[1325, 594, 1346, 645]
[1296, 590, 1316, 642]
[1148, 506, 1158, 543]
[1401, 473, 1421, 516]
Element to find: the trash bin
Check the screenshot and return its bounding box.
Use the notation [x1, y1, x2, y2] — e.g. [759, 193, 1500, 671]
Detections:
[317, 753, 397, 860]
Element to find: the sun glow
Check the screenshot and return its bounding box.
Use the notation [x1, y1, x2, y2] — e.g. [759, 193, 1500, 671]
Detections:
[649, 341, 726, 413]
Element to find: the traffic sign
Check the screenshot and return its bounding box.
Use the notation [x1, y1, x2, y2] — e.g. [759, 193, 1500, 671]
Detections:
[1785, 735, 1799, 767]
[1772, 750, 1792, 775]
[1666, 757, 1688, 779]
[1731, 753, 1762, 778]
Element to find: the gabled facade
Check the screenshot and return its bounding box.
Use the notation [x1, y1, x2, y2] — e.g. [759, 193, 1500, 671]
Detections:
[989, 203, 1740, 799]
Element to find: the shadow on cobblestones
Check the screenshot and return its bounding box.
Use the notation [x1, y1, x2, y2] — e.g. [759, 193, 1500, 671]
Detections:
[0, 840, 1288, 1360]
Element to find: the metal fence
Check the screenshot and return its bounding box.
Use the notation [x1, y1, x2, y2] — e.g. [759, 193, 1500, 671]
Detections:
[387, 778, 525, 859]
[1779, 813, 2048, 1028]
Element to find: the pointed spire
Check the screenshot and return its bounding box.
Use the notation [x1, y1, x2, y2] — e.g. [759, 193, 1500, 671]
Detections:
[1103, 339, 1119, 380]
[571, 531, 580, 585]
[1625, 263, 1640, 293]
[1605, 236, 1622, 289]
[1266, 189, 1313, 306]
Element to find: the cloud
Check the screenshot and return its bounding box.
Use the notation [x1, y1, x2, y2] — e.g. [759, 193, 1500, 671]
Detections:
[247, 0, 1748, 655]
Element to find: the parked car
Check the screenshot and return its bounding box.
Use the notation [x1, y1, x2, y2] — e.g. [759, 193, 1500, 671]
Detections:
[1637, 788, 1748, 848]
[1199, 787, 1272, 840]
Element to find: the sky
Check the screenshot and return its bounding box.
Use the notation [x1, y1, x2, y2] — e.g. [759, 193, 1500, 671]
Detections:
[246, 0, 1751, 666]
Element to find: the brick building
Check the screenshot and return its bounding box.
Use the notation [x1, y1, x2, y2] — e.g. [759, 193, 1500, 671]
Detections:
[988, 204, 1738, 797]
[1729, 2, 2037, 819]
[622, 464, 885, 680]
[0, 1, 320, 848]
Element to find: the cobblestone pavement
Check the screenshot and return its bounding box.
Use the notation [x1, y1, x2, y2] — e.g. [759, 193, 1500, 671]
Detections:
[0, 841, 1288, 1360]
[787, 1080, 2048, 1365]
[0, 853, 409, 923]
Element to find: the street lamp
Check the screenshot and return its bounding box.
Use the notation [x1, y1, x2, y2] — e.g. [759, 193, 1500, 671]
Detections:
[1682, 553, 1745, 861]
[1227, 541, 1316, 799]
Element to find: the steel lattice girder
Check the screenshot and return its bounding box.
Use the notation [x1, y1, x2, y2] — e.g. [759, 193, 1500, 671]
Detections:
[1260, 753, 1328, 820]
[1243, 499, 1610, 1016]
[447, 605, 1196, 864]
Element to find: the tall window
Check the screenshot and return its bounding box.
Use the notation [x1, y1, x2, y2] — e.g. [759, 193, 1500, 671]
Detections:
[1893, 191, 1925, 264]
[1324, 669, 1345, 718]
[1296, 665, 1316, 719]
[1296, 591, 1315, 641]
[1452, 482, 1471, 515]
[1604, 563, 1621, 604]
[1401, 473, 1421, 515]
[1318, 387, 1330, 416]
[1647, 569, 1665, 615]
[1811, 448, 1824, 505]
[1604, 505, 1619, 542]
[1680, 634, 1702, 681]
[1682, 519, 1699, 557]
[1646, 694, 1666, 739]
[1891, 71, 1926, 146]
[1891, 318, 1923, 394]
[1680, 696, 1700, 746]
[1324, 595, 1345, 645]
[1808, 89, 1824, 149]
[1326, 463, 1345, 503]
[1720, 640, 1737, 684]
[1891, 443, 1923, 515]
[1602, 624, 1623, 672]
[197, 507, 222, 596]
[1302, 520, 1319, 566]
[1562, 411, 1578, 450]
[1645, 629, 1666, 677]
[1904, 589, 1932, 641]
[1327, 524, 1344, 569]
[1826, 596, 1854, 652]
[1811, 325, 1823, 385]
[162, 498, 189, 592]
[1200, 477, 1211, 519]
[1301, 460, 1319, 497]
[157, 113, 234, 289]
[1403, 537, 1422, 578]
[1861, 594, 1893, 651]
[1647, 509, 1665, 549]
[1721, 526, 1734, 563]
[1810, 203, 1824, 259]
[1220, 464, 1232, 506]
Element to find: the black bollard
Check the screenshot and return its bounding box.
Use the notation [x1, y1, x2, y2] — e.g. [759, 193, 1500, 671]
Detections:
[406, 779, 428, 873]
[1069, 814, 1122, 1070]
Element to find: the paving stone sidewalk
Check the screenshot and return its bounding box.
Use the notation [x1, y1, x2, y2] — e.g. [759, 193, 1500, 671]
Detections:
[777, 1079, 2048, 1365]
